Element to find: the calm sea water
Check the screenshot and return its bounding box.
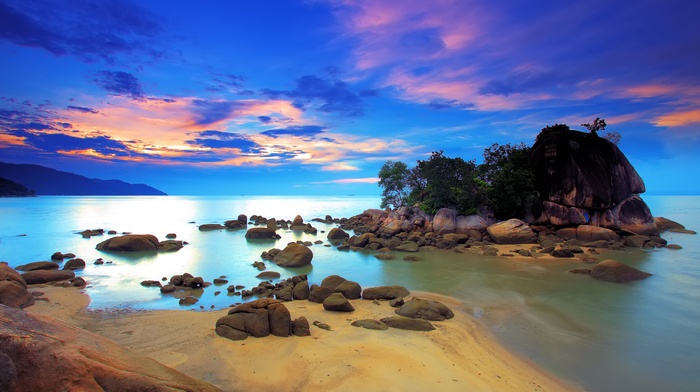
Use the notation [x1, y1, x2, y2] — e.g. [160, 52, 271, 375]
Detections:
[1, 195, 698, 392]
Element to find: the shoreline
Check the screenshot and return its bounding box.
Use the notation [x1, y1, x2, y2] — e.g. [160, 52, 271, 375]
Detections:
[25, 282, 581, 392]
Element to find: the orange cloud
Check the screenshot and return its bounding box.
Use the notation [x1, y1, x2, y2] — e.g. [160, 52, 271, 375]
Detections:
[311, 177, 379, 184]
[654, 109, 700, 127]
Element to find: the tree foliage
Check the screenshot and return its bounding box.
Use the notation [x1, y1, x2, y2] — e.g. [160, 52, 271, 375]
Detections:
[378, 160, 410, 209]
[602, 131, 621, 145]
[480, 143, 539, 220]
[581, 117, 606, 136]
[536, 123, 570, 143]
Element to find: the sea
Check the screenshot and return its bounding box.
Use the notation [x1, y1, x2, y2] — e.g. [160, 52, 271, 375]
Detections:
[0, 195, 698, 392]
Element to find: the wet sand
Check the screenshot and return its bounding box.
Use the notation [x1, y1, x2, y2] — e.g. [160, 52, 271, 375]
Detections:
[26, 282, 580, 392]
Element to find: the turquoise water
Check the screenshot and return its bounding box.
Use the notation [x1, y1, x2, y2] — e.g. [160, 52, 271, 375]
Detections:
[1, 195, 698, 391]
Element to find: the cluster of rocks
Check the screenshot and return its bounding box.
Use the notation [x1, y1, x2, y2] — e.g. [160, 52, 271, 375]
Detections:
[260, 242, 314, 267]
[1, 261, 87, 310]
[214, 273, 456, 341]
[334, 207, 687, 257]
[142, 272, 211, 305]
[96, 234, 185, 252]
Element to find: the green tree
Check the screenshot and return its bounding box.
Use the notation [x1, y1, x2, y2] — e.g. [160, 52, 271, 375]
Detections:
[480, 143, 539, 220]
[378, 160, 410, 209]
[536, 123, 570, 143]
[410, 151, 486, 215]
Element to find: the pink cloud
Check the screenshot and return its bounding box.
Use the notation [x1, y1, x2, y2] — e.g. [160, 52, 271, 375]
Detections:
[311, 177, 379, 184]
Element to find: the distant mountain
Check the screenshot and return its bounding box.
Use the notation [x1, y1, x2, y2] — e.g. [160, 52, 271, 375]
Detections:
[0, 177, 35, 197]
[0, 162, 167, 196]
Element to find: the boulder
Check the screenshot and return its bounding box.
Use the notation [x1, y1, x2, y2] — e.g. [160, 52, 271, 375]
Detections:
[14, 261, 59, 271]
[63, 258, 85, 270]
[224, 220, 246, 229]
[0, 305, 221, 392]
[273, 243, 313, 267]
[351, 319, 389, 330]
[362, 285, 410, 300]
[320, 275, 347, 291]
[292, 280, 310, 300]
[334, 280, 362, 300]
[486, 219, 537, 244]
[432, 208, 457, 235]
[292, 215, 304, 226]
[455, 215, 487, 234]
[165, 233, 177, 239]
[624, 235, 650, 248]
[256, 271, 281, 279]
[395, 298, 455, 321]
[21, 270, 75, 285]
[198, 224, 226, 231]
[531, 129, 645, 209]
[612, 195, 659, 236]
[157, 240, 184, 252]
[292, 316, 311, 336]
[380, 316, 435, 331]
[96, 235, 160, 252]
[590, 259, 652, 283]
[268, 302, 293, 337]
[308, 285, 333, 303]
[245, 227, 281, 240]
[327, 228, 349, 242]
[395, 241, 419, 252]
[217, 299, 277, 339]
[323, 292, 355, 312]
[1, 264, 32, 309]
[576, 226, 619, 242]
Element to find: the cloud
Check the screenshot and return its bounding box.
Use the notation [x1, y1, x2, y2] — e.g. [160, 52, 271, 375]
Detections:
[262, 75, 369, 116]
[654, 109, 700, 127]
[92, 70, 146, 100]
[185, 130, 259, 151]
[322, 163, 360, 171]
[310, 177, 379, 184]
[258, 116, 272, 124]
[190, 99, 242, 126]
[261, 125, 328, 139]
[0, 0, 164, 64]
[67, 105, 99, 114]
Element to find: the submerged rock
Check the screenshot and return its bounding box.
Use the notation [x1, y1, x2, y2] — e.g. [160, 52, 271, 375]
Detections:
[590, 259, 651, 283]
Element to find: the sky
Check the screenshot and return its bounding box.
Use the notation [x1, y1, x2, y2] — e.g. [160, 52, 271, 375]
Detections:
[1, 0, 699, 196]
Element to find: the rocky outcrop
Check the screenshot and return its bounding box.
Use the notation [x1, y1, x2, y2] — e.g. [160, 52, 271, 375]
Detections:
[96, 234, 181, 252]
[380, 316, 435, 331]
[245, 227, 281, 240]
[14, 261, 59, 271]
[322, 292, 355, 312]
[273, 243, 313, 267]
[198, 223, 226, 231]
[362, 285, 410, 300]
[215, 298, 308, 340]
[327, 227, 349, 242]
[0, 305, 221, 392]
[0, 264, 33, 309]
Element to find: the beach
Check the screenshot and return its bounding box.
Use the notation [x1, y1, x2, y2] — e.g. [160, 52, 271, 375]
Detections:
[26, 283, 578, 392]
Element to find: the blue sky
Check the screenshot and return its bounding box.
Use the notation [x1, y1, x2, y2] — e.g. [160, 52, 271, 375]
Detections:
[1, 0, 699, 195]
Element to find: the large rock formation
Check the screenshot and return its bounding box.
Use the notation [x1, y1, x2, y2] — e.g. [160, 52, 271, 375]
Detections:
[0, 305, 221, 392]
[96, 234, 183, 252]
[531, 129, 657, 235]
[272, 243, 313, 267]
[0, 264, 33, 309]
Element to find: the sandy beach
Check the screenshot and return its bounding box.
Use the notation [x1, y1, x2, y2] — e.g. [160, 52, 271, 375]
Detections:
[25, 280, 580, 392]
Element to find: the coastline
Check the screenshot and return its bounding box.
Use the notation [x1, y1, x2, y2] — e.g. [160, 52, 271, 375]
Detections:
[26, 283, 580, 391]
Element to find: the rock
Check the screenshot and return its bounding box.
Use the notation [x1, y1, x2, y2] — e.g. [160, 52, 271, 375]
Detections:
[389, 297, 405, 307]
[403, 255, 421, 261]
[612, 195, 659, 236]
[0, 305, 221, 392]
[1, 264, 32, 308]
[433, 208, 457, 235]
[63, 258, 86, 270]
[321, 275, 347, 291]
[334, 280, 362, 299]
[625, 235, 650, 248]
[374, 253, 396, 260]
[308, 285, 333, 303]
[292, 316, 311, 336]
[323, 292, 355, 312]
[482, 246, 499, 256]
[293, 280, 310, 300]
[14, 261, 59, 271]
[362, 285, 410, 300]
[71, 277, 87, 287]
[395, 298, 454, 321]
[268, 302, 292, 337]
[666, 244, 683, 250]
[256, 271, 281, 279]
[273, 243, 313, 267]
[380, 316, 435, 331]
[21, 270, 75, 285]
[395, 241, 419, 252]
[160, 284, 176, 293]
[199, 223, 226, 231]
[327, 228, 349, 242]
[165, 233, 177, 239]
[486, 219, 536, 244]
[179, 296, 198, 306]
[569, 268, 592, 275]
[351, 319, 388, 330]
[576, 226, 619, 242]
[140, 280, 162, 287]
[50, 252, 65, 260]
[96, 235, 160, 252]
[292, 215, 304, 226]
[455, 215, 488, 234]
[552, 249, 575, 258]
[590, 259, 652, 283]
[312, 320, 332, 331]
[157, 240, 184, 252]
[213, 278, 229, 285]
[245, 227, 281, 240]
[224, 220, 247, 229]
[531, 129, 645, 209]
[274, 285, 293, 301]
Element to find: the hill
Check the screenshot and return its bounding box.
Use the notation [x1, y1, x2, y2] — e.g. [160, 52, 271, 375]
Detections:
[0, 162, 166, 196]
[0, 177, 35, 196]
